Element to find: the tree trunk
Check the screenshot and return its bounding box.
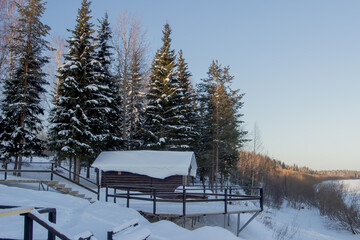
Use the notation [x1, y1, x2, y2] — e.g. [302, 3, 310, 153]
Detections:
[68, 158, 72, 180]
[215, 143, 219, 195]
[74, 157, 80, 183]
[220, 173, 223, 191]
[13, 156, 18, 175]
[73, 157, 77, 182]
[17, 153, 22, 177]
[86, 160, 90, 179]
[210, 148, 215, 191]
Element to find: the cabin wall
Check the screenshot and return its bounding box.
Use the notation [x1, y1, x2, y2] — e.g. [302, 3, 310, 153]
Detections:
[101, 171, 183, 192]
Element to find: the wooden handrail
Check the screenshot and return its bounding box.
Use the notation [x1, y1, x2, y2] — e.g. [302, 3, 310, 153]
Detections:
[52, 172, 98, 194]
[56, 165, 98, 187]
[25, 212, 70, 240]
[0, 169, 51, 173]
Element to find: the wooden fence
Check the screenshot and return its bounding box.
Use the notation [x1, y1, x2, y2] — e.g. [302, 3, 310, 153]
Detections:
[0, 162, 100, 200]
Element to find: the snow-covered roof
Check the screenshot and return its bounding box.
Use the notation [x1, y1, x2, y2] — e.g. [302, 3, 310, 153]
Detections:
[92, 150, 197, 179]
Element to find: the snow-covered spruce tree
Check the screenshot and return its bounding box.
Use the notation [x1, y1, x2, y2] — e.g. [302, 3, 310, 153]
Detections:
[0, 0, 50, 176]
[142, 23, 183, 150]
[196, 60, 247, 188]
[48, 0, 97, 182]
[175, 49, 198, 150]
[91, 13, 123, 155]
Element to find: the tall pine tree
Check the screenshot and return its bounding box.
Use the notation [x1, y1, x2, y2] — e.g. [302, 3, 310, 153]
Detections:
[142, 23, 182, 149]
[175, 49, 197, 150]
[0, 0, 50, 175]
[197, 60, 247, 188]
[91, 12, 122, 154]
[48, 0, 97, 182]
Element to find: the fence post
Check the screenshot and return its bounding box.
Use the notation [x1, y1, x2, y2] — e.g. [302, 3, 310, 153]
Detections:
[50, 163, 54, 181]
[237, 213, 240, 237]
[153, 189, 157, 214]
[260, 188, 263, 211]
[224, 188, 228, 214]
[48, 211, 56, 240]
[229, 186, 232, 204]
[105, 186, 108, 202]
[107, 231, 113, 240]
[113, 188, 117, 203]
[97, 184, 100, 201]
[127, 188, 130, 208]
[4, 161, 7, 180]
[95, 168, 99, 185]
[24, 214, 33, 240]
[183, 189, 186, 228]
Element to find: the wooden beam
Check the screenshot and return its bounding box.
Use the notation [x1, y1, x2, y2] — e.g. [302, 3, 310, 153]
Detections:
[0, 207, 34, 217]
[0, 180, 48, 183]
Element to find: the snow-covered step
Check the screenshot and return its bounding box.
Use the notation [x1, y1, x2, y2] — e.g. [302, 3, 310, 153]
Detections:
[75, 194, 86, 198]
[54, 183, 66, 189]
[47, 180, 94, 203]
[47, 181, 59, 186]
[60, 187, 72, 193]
[68, 190, 79, 195]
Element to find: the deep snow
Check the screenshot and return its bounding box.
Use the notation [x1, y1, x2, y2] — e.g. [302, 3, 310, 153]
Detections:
[0, 160, 359, 239]
[92, 150, 197, 179]
[0, 184, 239, 239]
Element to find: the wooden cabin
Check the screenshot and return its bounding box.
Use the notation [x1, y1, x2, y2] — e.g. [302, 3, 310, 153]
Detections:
[91, 151, 197, 193]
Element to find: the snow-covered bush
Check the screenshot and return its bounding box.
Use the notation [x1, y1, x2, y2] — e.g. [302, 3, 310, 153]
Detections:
[316, 183, 360, 234]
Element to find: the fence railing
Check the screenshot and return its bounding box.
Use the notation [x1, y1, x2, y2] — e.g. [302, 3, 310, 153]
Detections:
[0, 205, 58, 240]
[0, 162, 100, 200]
[53, 165, 99, 197]
[0, 205, 95, 240]
[105, 184, 263, 217]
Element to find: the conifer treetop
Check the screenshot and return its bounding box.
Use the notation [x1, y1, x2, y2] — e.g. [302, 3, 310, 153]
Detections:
[72, 0, 94, 42]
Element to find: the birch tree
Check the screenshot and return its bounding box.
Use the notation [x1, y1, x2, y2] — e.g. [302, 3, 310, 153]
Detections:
[112, 12, 147, 149]
[0, 0, 23, 81]
[49, 35, 65, 104]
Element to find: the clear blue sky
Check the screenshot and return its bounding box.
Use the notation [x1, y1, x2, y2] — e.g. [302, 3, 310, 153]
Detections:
[42, 0, 360, 171]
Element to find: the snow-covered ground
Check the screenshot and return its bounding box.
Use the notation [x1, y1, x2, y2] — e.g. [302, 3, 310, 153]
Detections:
[1, 160, 359, 239]
[0, 184, 239, 239]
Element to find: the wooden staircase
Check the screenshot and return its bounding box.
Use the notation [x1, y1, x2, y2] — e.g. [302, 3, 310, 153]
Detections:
[47, 181, 95, 203]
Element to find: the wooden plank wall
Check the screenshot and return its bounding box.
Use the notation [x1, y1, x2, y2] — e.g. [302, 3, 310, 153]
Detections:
[101, 171, 183, 193]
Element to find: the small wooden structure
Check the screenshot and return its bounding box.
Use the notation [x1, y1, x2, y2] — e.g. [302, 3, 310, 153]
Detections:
[92, 151, 197, 193]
